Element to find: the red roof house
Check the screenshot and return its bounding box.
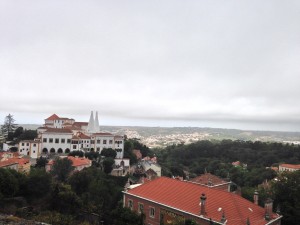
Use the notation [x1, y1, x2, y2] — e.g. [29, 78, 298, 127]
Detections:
[46, 156, 91, 172]
[279, 163, 300, 172]
[189, 173, 231, 192]
[123, 177, 282, 225]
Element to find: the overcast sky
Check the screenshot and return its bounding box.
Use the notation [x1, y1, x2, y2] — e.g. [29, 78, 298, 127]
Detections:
[1, 0, 300, 131]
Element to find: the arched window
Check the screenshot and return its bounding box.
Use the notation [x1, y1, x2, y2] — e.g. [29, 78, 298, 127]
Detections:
[121, 160, 125, 167]
[42, 148, 48, 153]
[57, 148, 63, 154]
[65, 148, 70, 154]
[50, 148, 55, 153]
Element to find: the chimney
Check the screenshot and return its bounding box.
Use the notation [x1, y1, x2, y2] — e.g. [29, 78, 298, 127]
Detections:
[200, 193, 207, 215]
[254, 190, 259, 205]
[264, 198, 273, 221]
[246, 217, 250, 225]
[220, 210, 226, 223]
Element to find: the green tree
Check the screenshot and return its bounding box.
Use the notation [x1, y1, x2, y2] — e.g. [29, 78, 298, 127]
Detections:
[1, 114, 18, 140]
[27, 168, 52, 198]
[103, 157, 115, 174]
[272, 171, 300, 225]
[19, 129, 38, 140]
[35, 156, 49, 168]
[101, 148, 117, 158]
[111, 203, 142, 225]
[51, 184, 82, 215]
[51, 157, 74, 182]
[0, 168, 19, 197]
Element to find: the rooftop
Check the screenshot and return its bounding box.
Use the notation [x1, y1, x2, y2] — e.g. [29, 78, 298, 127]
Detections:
[44, 128, 73, 134]
[125, 177, 280, 225]
[45, 114, 60, 120]
[189, 173, 230, 186]
[279, 163, 300, 169]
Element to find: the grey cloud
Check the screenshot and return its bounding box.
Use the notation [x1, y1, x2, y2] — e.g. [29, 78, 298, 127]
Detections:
[0, 0, 300, 131]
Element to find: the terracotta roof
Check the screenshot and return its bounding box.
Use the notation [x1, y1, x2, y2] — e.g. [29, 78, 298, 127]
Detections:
[0, 157, 30, 168]
[47, 156, 91, 167]
[126, 177, 280, 225]
[45, 114, 60, 120]
[232, 161, 241, 166]
[190, 173, 229, 186]
[44, 128, 73, 134]
[279, 164, 300, 169]
[0, 159, 19, 167]
[77, 133, 90, 139]
[67, 156, 91, 167]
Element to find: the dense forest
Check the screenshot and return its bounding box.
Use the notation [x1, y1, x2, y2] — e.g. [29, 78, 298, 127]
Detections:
[0, 157, 143, 225]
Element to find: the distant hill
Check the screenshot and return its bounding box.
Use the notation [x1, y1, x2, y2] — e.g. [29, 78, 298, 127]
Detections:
[20, 124, 300, 148]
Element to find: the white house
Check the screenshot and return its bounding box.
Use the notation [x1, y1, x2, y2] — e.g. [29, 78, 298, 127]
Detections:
[19, 140, 41, 158]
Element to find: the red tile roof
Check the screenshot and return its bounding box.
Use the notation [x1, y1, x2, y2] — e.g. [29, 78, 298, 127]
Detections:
[67, 156, 91, 167]
[0, 159, 19, 167]
[126, 177, 280, 225]
[77, 133, 90, 139]
[45, 114, 60, 120]
[0, 157, 30, 167]
[47, 156, 91, 167]
[44, 128, 73, 134]
[190, 173, 229, 186]
[280, 163, 300, 169]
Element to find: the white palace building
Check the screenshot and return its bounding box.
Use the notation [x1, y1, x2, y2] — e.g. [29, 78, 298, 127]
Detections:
[18, 112, 124, 159]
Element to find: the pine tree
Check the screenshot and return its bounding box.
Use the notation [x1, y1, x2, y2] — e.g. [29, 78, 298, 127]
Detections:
[1, 114, 18, 140]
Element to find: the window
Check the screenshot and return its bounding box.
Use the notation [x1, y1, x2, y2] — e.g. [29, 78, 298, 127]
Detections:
[49, 138, 53, 143]
[73, 145, 77, 149]
[138, 203, 144, 214]
[128, 200, 133, 210]
[26, 143, 29, 146]
[103, 140, 107, 144]
[97, 140, 100, 144]
[43, 138, 47, 143]
[91, 140, 95, 144]
[149, 207, 155, 218]
[33, 151, 35, 153]
[61, 139, 65, 143]
[55, 138, 59, 143]
[33, 144, 36, 147]
[21, 143, 24, 146]
[109, 140, 113, 144]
